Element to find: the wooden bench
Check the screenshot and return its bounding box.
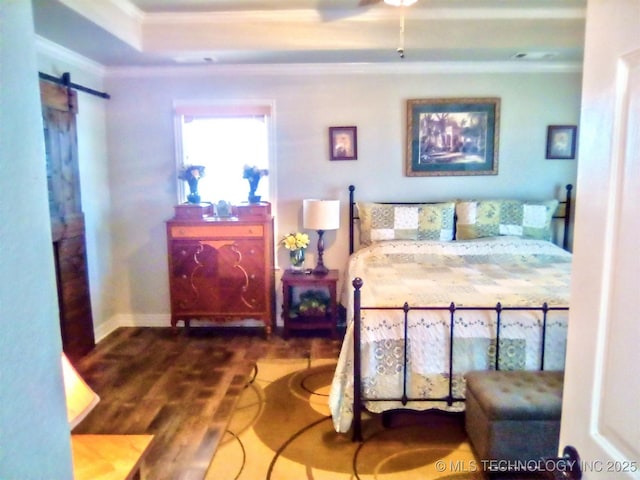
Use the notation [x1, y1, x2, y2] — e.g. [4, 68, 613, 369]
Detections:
[464, 370, 563, 463]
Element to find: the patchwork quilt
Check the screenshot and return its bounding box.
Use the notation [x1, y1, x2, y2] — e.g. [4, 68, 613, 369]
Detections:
[329, 237, 572, 433]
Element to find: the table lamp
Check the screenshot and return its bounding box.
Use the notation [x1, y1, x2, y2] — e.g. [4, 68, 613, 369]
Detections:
[61, 353, 100, 429]
[303, 199, 340, 275]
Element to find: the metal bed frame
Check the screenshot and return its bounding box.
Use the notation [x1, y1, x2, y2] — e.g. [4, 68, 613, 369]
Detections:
[347, 184, 573, 441]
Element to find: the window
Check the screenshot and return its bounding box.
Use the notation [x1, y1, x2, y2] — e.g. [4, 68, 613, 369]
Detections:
[174, 103, 272, 205]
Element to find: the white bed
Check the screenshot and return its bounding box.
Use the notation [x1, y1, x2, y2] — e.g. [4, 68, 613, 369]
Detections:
[329, 185, 573, 438]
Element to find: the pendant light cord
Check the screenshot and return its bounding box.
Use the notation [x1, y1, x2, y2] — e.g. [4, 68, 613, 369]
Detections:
[397, 6, 406, 58]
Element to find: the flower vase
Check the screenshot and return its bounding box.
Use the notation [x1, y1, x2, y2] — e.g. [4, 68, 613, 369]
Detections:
[289, 249, 305, 272]
[187, 179, 200, 204]
[248, 179, 261, 204]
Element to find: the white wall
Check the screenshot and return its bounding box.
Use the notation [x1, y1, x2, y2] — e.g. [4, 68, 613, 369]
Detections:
[0, 2, 73, 477]
[103, 65, 581, 328]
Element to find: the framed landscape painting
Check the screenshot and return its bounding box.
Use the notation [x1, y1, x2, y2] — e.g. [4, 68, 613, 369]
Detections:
[406, 97, 500, 176]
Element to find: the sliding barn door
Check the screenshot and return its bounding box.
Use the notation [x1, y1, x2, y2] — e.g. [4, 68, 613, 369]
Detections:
[40, 80, 95, 361]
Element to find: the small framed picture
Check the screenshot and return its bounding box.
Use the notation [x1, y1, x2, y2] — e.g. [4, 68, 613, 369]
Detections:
[329, 126, 357, 160]
[546, 125, 577, 159]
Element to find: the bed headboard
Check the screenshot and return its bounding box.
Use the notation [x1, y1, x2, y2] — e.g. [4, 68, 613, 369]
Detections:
[348, 184, 573, 254]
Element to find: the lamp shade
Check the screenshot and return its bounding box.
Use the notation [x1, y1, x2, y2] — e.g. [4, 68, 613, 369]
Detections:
[303, 199, 340, 231]
[61, 354, 100, 429]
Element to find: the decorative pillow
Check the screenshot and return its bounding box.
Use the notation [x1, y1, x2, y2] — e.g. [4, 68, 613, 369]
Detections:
[455, 199, 559, 241]
[417, 202, 455, 241]
[357, 202, 455, 246]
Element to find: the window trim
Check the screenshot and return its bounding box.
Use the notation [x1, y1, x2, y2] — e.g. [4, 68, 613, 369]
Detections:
[172, 99, 277, 208]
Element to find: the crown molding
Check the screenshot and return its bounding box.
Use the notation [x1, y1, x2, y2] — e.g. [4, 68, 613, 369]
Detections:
[107, 0, 145, 19]
[141, 6, 586, 26]
[106, 60, 582, 79]
[58, 0, 143, 49]
[410, 6, 585, 20]
[36, 36, 106, 78]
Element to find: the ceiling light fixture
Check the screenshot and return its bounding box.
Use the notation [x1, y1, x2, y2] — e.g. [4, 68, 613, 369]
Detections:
[389, 1, 415, 59]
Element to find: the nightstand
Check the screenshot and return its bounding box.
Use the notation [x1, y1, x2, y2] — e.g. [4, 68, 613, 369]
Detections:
[281, 269, 339, 339]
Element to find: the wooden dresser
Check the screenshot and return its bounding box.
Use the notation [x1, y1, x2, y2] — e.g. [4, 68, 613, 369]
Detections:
[166, 202, 274, 335]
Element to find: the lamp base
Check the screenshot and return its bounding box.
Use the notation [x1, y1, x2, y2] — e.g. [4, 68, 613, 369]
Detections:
[312, 229, 330, 276]
[312, 263, 329, 276]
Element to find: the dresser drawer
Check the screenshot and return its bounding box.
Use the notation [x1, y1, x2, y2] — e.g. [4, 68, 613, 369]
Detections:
[166, 213, 274, 335]
[170, 224, 263, 239]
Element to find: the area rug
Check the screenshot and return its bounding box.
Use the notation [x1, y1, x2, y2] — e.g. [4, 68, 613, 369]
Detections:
[205, 358, 483, 479]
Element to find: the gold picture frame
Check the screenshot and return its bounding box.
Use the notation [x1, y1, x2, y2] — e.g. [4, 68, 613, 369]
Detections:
[406, 97, 500, 176]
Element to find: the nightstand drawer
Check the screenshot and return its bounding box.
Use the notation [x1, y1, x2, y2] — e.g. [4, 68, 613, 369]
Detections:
[170, 224, 263, 239]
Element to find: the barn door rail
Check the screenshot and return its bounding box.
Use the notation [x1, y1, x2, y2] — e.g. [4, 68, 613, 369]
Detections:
[38, 71, 110, 100]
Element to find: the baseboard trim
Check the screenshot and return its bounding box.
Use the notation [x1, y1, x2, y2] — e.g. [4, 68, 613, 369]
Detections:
[93, 314, 281, 343]
[94, 314, 169, 342]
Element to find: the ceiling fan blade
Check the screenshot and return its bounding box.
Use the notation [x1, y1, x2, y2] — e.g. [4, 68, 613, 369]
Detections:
[358, 0, 382, 6]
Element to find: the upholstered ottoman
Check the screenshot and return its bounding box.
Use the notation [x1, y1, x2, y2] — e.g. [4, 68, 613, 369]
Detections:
[464, 370, 563, 463]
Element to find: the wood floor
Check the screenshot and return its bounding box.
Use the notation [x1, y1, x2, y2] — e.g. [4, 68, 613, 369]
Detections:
[72, 327, 343, 480]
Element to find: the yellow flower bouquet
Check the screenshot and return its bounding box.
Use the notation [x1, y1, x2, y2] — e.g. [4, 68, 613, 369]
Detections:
[281, 232, 310, 251]
[281, 232, 310, 271]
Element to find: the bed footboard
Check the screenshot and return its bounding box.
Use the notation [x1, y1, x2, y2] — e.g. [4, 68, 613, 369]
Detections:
[350, 278, 569, 442]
